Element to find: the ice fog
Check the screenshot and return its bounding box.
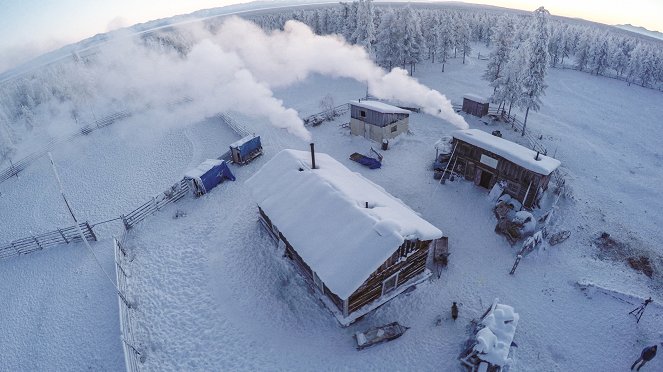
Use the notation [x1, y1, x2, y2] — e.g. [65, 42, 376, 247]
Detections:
[3, 16, 467, 149]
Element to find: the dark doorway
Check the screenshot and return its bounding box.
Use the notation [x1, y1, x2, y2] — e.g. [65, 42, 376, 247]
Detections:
[479, 170, 493, 189]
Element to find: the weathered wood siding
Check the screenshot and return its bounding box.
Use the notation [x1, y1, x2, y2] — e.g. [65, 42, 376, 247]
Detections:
[347, 239, 431, 315]
[450, 139, 549, 208]
[350, 105, 408, 127]
[350, 117, 409, 142]
[462, 98, 489, 117]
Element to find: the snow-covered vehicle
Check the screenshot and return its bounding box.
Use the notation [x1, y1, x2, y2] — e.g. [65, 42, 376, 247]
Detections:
[459, 299, 519, 371]
[354, 322, 409, 350]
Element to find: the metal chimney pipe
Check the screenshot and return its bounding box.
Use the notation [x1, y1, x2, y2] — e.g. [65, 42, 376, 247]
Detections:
[310, 143, 316, 169]
[535, 151, 540, 161]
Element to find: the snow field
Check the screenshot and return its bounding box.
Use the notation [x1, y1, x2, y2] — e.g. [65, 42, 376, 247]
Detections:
[1, 42, 662, 371]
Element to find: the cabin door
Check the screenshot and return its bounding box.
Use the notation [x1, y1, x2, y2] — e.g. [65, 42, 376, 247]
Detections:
[475, 169, 493, 189]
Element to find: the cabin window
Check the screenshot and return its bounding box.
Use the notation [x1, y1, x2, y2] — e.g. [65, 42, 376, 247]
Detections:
[360, 110, 366, 118]
[391, 125, 398, 133]
[382, 272, 399, 296]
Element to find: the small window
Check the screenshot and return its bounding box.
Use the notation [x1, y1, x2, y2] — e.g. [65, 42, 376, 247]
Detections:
[391, 125, 397, 133]
[360, 110, 366, 118]
[382, 272, 399, 296]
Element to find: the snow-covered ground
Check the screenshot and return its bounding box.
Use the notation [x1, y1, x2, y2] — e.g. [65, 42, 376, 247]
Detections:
[1, 43, 662, 371]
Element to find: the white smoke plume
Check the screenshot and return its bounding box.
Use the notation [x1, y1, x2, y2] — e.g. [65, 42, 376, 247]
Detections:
[3, 16, 467, 148]
[210, 18, 469, 132]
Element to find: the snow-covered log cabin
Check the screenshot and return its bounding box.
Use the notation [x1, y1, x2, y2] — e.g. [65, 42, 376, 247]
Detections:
[462, 94, 489, 117]
[349, 100, 410, 143]
[448, 129, 561, 208]
[246, 149, 443, 326]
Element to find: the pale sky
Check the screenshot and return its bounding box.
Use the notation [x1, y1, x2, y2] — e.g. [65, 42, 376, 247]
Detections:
[0, 0, 660, 73]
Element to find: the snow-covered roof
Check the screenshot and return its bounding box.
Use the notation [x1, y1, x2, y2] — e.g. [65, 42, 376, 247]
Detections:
[463, 94, 489, 104]
[452, 129, 561, 175]
[246, 149, 442, 300]
[349, 100, 410, 115]
[184, 159, 224, 179]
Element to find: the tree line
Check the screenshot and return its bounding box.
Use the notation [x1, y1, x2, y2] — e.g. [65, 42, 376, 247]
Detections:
[1, 1, 662, 164]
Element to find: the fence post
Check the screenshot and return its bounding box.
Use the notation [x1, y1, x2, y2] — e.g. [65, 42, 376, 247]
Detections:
[57, 228, 69, 244]
[11, 242, 19, 255]
[121, 214, 131, 230]
[33, 235, 43, 250]
[10, 159, 18, 178]
[117, 239, 128, 257]
[116, 259, 129, 278]
[122, 337, 142, 357]
[85, 222, 98, 241]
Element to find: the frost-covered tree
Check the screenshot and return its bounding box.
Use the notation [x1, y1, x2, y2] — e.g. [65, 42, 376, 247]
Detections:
[590, 36, 611, 76]
[574, 31, 592, 72]
[611, 38, 633, 77]
[627, 43, 657, 87]
[435, 14, 454, 71]
[457, 17, 472, 64]
[493, 45, 525, 117]
[547, 24, 564, 67]
[340, 2, 359, 42]
[352, 0, 376, 56]
[483, 18, 514, 89]
[400, 6, 424, 74]
[519, 6, 550, 136]
[375, 8, 402, 70]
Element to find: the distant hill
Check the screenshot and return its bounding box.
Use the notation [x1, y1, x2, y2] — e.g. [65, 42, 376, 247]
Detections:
[615, 24, 663, 41]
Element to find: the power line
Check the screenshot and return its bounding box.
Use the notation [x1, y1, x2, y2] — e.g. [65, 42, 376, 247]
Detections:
[48, 152, 130, 306]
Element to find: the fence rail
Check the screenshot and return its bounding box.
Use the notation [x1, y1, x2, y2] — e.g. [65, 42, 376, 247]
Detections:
[0, 222, 96, 260]
[303, 103, 350, 127]
[0, 110, 131, 185]
[122, 179, 189, 230]
[114, 237, 142, 372]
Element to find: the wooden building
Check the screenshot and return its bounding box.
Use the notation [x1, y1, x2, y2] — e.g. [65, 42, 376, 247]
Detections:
[447, 129, 561, 208]
[246, 149, 443, 326]
[349, 100, 410, 143]
[462, 94, 490, 117]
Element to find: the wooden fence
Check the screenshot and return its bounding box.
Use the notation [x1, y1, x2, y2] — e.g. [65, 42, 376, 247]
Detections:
[121, 179, 190, 230]
[303, 103, 350, 127]
[0, 222, 97, 260]
[114, 237, 143, 372]
[0, 110, 131, 185]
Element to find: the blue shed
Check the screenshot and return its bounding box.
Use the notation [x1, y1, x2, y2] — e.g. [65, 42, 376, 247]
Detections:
[184, 159, 235, 197]
[230, 135, 263, 165]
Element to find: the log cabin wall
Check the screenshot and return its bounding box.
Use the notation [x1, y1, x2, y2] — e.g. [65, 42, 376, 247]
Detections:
[347, 239, 431, 315]
[451, 139, 547, 208]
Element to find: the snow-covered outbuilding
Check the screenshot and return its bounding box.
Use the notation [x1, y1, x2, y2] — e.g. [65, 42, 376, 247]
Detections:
[448, 129, 561, 208]
[246, 149, 443, 326]
[184, 159, 235, 197]
[349, 100, 410, 143]
[462, 94, 490, 117]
